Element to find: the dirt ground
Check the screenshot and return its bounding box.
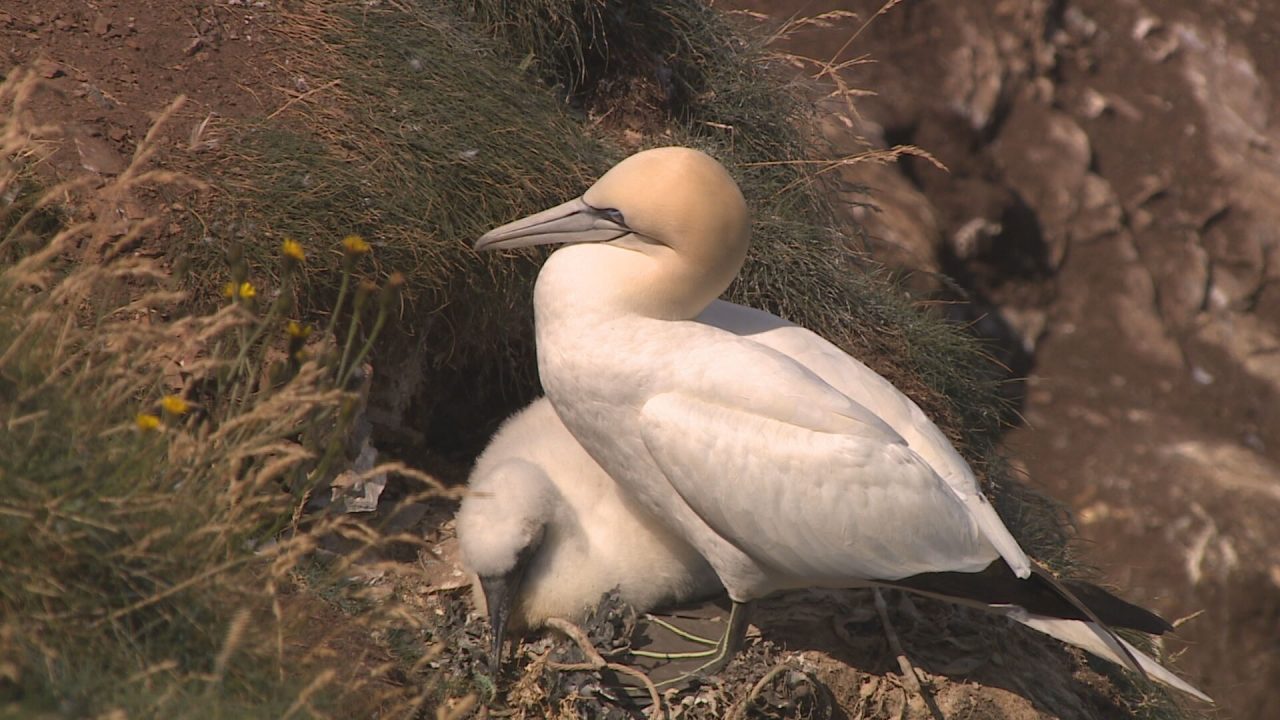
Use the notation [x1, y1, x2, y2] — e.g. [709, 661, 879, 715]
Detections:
[1, 0, 287, 255]
[4, 0, 1265, 717]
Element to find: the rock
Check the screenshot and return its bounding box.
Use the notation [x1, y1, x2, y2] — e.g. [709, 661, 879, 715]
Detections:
[818, 101, 944, 292]
[841, 161, 945, 285]
[1135, 15, 1181, 62]
[1196, 312, 1280, 392]
[34, 59, 65, 78]
[769, 2, 1280, 714]
[997, 305, 1048, 355]
[1112, 240, 1185, 367]
[73, 131, 127, 175]
[992, 98, 1093, 268]
[329, 440, 387, 513]
[950, 217, 1002, 261]
[945, 13, 1005, 131]
[1173, 20, 1280, 393]
[1160, 439, 1280, 566]
[1074, 173, 1124, 241]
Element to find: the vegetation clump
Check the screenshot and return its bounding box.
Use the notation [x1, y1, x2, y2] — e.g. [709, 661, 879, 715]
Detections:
[0, 72, 455, 717]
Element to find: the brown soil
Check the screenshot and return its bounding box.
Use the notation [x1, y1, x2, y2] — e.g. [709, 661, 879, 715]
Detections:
[2, 0, 288, 251]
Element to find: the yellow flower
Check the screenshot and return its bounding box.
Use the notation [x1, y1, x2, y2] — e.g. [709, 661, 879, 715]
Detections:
[135, 413, 161, 431]
[286, 321, 312, 339]
[341, 234, 371, 255]
[224, 281, 257, 300]
[281, 238, 305, 262]
[160, 395, 190, 415]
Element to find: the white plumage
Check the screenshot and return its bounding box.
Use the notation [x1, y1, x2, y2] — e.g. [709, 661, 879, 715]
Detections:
[457, 397, 720, 629]
[473, 146, 1209, 702]
[480, 147, 1021, 600]
[458, 384, 1207, 700]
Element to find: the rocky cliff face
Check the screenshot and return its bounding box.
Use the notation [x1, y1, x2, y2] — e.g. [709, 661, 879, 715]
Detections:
[744, 0, 1280, 715]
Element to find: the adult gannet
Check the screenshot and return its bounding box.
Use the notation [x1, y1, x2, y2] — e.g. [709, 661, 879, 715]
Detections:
[473, 147, 1209, 701]
[460, 390, 1207, 699]
[457, 397, 722, 666]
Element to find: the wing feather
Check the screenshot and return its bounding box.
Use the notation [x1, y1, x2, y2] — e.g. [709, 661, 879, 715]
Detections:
[639, 392, 996, 586]
[1005, 610, 1212, 702]
[699, 300, 1032, 579]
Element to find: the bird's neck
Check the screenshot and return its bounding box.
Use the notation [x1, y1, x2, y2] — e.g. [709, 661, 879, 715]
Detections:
[534, 243, 731, 323]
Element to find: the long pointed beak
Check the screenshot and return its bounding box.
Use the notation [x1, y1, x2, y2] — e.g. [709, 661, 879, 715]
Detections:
[480, 574, 515, 673]
[474, 197, 630, 251]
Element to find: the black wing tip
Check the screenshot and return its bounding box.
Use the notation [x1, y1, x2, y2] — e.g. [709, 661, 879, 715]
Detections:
[892, 560, 1174, 635]
[1058, 575, 1174, 635]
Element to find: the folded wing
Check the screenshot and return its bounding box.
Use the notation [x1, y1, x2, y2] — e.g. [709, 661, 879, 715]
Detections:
[698, 300, 1032, 579]
[639, 391, 996, 586]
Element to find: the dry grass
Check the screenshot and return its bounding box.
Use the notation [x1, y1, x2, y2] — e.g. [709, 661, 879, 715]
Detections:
[0, 69, 462, 718]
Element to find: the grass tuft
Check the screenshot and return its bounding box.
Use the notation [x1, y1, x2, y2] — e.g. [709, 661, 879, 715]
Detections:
[0, 69, 459, 717]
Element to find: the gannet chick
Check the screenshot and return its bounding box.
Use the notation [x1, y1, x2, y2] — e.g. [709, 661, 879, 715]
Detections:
[456, 397, 722, 666]
[474, 147, 1209, 702]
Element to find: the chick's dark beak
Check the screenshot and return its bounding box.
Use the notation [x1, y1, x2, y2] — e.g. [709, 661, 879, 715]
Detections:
[478, 530, 541, 675]
[479, 574, 515, 674]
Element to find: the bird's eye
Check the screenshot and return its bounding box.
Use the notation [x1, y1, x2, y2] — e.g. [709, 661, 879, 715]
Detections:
[601, 208, 625, 225]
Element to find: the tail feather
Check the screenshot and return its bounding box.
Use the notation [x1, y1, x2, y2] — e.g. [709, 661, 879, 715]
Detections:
[887, 559, 1181, 681]
[1024, 561, 1147, 679]
[1004, 609, 1212, 703]
[889, 560, 1171, 634]
[880, 561, 1211, 702]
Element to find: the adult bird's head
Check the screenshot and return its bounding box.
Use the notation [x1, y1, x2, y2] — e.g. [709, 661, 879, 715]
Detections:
[474, 147, 750, 320]
[455, 459, 555, 673]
